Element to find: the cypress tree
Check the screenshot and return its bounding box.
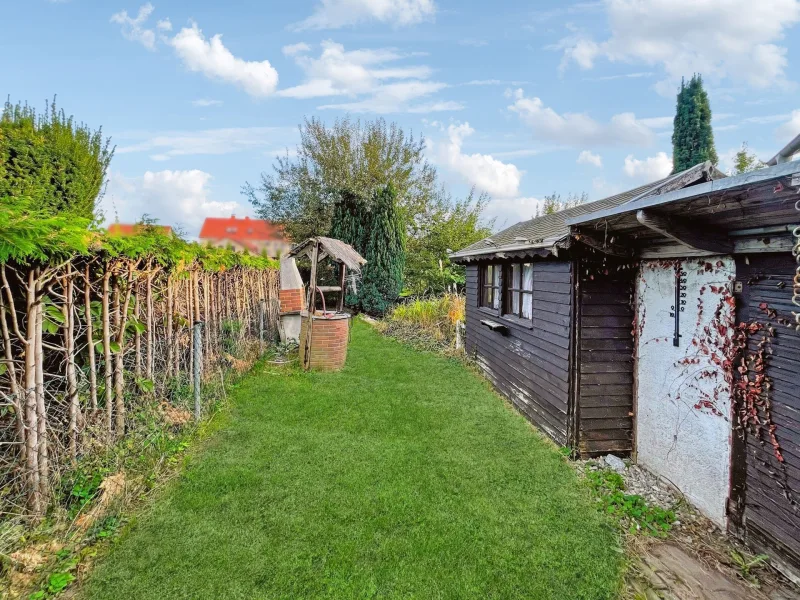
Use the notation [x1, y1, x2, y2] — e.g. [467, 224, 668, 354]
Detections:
[330, 188, 369, 307]
[672, 74, 718, 173]
[358, 184, 406, 316]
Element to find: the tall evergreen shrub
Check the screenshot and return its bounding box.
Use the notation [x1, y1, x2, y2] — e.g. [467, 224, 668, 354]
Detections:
[672, 75, 718, 173]
[359, 184, 406, 316]
[0, 99, 113, 221]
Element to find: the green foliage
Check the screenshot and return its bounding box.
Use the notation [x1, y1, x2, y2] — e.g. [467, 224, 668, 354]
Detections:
[220, 319, 244, 355]
[380, 293, 465, 354]
[729, 550, 769, 584]
[358, 184, 406, 316]
[672, 74, 718, 172]
[0, 200, 278, 272]
[246, 116, 435, 243]
[586, 468, 675, 537]
[731, 142, 765, 175]
[59, 467, 107, 519]
[329, 188, 371, 306]
[405, 188, 492, 296]
[535, 192, 588, 217]
[0, 196, 93, 263]
[0, 98, 113, 221]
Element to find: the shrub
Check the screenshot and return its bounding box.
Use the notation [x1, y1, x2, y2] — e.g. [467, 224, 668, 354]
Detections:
[379, 294, 465, 354]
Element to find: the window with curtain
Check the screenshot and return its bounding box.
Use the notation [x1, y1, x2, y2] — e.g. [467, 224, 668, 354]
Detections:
[504, 263, 533, 319]
[479, 264, 501, 310]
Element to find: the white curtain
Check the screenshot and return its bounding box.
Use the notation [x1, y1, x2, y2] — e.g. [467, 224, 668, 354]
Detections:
[522, 264, 533, 318]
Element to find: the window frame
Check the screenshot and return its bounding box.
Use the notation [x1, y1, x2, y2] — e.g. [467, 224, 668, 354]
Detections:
[478, 264, 502, 314]
[503, 262, 534, 324]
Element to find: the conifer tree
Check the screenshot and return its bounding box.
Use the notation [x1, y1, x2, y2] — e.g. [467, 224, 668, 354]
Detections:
[330, 189, 370, 307]
[358, 184, 405, 316]
[0, 99, 113, 221]
[672, 75, 718, 173]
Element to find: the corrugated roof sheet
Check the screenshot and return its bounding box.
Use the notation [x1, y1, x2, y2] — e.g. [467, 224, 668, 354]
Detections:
[453, 180, 663, 257]
[451, 162, 724, 258]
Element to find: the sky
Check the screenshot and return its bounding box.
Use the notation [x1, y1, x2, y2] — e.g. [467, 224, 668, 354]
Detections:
[3, 0, 800, 235]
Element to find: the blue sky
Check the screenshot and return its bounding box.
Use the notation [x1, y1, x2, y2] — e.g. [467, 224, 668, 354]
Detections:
[4, 0, 800, 235]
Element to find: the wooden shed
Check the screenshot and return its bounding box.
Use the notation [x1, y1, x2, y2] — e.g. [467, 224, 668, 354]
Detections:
[450, 162, 725, 456]
[568, 158, 800, 579]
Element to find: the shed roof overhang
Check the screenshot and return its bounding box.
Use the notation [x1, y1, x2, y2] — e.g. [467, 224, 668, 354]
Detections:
[565, 161, 800, 258]
[449, 236, 569, 264]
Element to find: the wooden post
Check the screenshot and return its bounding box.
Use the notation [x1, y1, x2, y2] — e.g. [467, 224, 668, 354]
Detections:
[102, 267, 114, 440]
[303, 240, 320, 371]
[337, 264, 347, 313]
[193, 321, 203, 422]
[84, 264, 98, 411]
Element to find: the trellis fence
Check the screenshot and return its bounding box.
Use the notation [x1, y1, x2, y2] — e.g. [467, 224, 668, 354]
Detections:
[0, 249, 279, 519]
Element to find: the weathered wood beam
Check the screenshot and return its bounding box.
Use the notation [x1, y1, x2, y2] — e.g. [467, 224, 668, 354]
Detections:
[636, 209, 733, 254]
[572, 229, 635, 258]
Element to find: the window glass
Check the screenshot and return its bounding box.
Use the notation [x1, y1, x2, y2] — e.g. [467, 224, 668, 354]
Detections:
[522, 264, 533, 319]
[480, 264, 502, 310]
[503, 262, 534, 319]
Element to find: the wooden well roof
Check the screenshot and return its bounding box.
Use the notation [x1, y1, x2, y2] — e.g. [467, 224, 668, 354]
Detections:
[286, 237, 367, 272]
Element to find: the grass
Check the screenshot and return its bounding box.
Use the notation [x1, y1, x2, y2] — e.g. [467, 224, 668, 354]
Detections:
[83, 321, 622, 600]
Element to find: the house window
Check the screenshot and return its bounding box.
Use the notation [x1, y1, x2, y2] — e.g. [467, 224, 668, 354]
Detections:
[479, 264, 501, 310]
[505, 263, 533, 319]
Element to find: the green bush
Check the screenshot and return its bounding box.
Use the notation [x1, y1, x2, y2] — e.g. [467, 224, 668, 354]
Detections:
[586, 468, 675, 537]
[380, 294, 465, 354]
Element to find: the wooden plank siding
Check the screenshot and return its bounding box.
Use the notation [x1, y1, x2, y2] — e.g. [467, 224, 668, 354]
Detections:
[576, 263, 635, 456]
[465, 262, 573, 445]
[729, 254, 800, 576]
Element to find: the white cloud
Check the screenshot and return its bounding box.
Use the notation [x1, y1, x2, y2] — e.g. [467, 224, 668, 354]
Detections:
[116, 126, 285, 159]
[292, 0, 436, 31]
[170, 23, 279, 97]
[776, 109, 800, 142]
[485, 197, 545, 226]
[623, 152, 673, 181]
[278, 41, 457, 113]
[584, 71, 654, 81]
[508, 89, 655, 146]
[558, 0, 800, 91]
[435, 123, 522, 198]
[282, 42, 311, 56]
[638, 116, 673, 129]
[577, 150, 603, 167]
[111, 3, 157, 50]
[102, 170, 248, 235]
[111, 8, 280, 98]
[592, 177, 624, 198]
[191, 98, 223, 107]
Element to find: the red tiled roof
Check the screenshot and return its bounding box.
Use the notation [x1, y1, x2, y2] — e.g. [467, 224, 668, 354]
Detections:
[198, 216, 285, 242]
[107, 223, 173, 236]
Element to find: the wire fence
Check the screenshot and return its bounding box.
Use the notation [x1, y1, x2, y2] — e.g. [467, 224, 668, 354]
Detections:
[0, 255, 279, 522]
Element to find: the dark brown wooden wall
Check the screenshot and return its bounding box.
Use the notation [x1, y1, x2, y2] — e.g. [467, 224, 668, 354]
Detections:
[731, 254, 800, 574]
[465, 261, 572, 445]
[576, 263, 635, 456]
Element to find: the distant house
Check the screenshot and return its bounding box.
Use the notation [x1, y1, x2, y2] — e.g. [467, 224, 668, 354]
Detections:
[107, 223, 173, 237]
[199, 215, 290, 258]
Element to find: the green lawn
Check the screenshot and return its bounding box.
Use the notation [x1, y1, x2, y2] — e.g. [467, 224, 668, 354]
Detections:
[84, 321, 622, 599]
